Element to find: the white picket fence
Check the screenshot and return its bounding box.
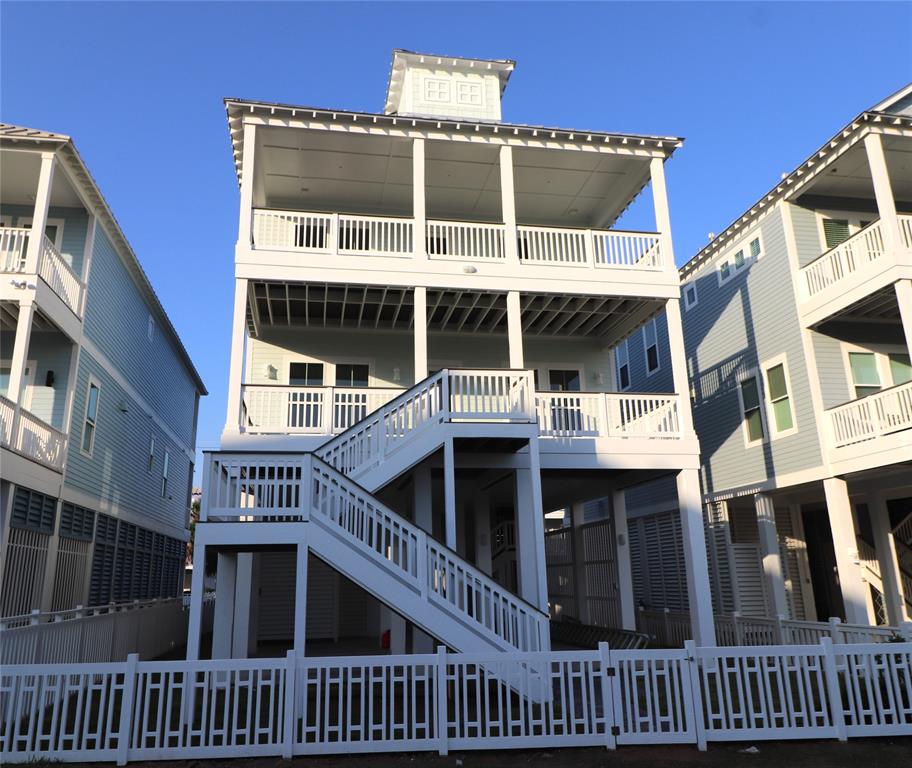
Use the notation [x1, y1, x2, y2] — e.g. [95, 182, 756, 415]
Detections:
[0, 597, 215, 666]
[2, 640, 909, 763]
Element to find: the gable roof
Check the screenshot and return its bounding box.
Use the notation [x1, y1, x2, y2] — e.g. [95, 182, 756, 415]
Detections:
[0, 123, 207, 395]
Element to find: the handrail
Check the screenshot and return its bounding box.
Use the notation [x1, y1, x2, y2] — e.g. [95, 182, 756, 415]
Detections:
[0, 394, 67, 470]
[826, 379, 912, 448]
[801, 217, 883, 273]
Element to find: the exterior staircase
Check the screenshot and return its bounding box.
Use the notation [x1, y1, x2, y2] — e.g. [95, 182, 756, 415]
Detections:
[857, 509, 912, 621]
[203, 369, 549, 654]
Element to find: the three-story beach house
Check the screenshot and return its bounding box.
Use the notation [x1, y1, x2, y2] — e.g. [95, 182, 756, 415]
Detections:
[0, 125, 206, 620]
[189, 50, 713, 659]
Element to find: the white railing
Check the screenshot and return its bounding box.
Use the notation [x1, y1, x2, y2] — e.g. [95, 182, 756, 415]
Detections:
[827, 380, 912, 449]
[4, 640, 909, 761]
[0, 596, 215, 666]
[426, 219, 506, 260]
[536, 392, 681, 438]
[0, 395, 67, 471]
[251, 208, 665, 271]
[243, 385, 404, 434]
[0, 226, 30, 272]
[37, 234, 84, 317]
[491, 520, 516, 559]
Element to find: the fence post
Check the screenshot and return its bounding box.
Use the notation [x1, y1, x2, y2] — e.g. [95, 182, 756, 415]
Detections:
[829, 617, 842, 643]
[417, 530, 428, 600]
[663, 607, 671, 647]
[820, 638, 847, 742]
[598, 642, 617, 750]
[300, 454, 312, 521]
[683, 640, 707, 751]
[436, 645, 448, 756]
[733, 612, 744, 646]
[283, 650, 296, 759]
[116, 653, 139, 766]
[774, 614, 785, 645]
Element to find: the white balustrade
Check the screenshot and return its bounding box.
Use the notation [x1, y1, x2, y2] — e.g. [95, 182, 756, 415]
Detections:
[827, 380, 912, 449]
[203, 453, 308, 521]
[253, 209, 334, 250]
[536, 392, 605, 436]
[37, 235, 83, 316]
[0, 396, 67, 471]
[426, 219, 506, 260]
[537, 392, 681, 438]
[0, 227, 30, 272]
[447, 369, 535, 421]
[592, 230, 663, 268]
[801, 219, 886, 298]
[899, 213, 912, 248]
[516, 225, 588, 265]
[337, 213, 413, 257]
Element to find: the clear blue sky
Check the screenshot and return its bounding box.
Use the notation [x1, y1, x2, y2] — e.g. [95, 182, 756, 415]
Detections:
[2, 1, 910, 477]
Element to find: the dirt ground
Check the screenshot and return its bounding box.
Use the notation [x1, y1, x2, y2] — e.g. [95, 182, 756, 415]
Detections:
[118, 738, 912, 768]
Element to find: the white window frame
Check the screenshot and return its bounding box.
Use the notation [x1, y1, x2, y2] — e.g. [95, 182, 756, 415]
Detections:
[161, 450, 170, 498]
[81, 377, 101, 458]
[282, 355, 375, 388]
[736, 368, 766, 447]
[642, 318, 661, 377]
[683, 281, 698, 310]
[717, 232, 763, 286]
[456, 81, 483, 106]
[761, 354, 797, 439]
[148, 436, 156, 473]
[424, 78, 451, 103]
[533, 365, 587, 392]
[20, 216, 65, 251]
[615, 339, 631, 392]
[840, 342, 910, 401]
[815, 210, 876, 253]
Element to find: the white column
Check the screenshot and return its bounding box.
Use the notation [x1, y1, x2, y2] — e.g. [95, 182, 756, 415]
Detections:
[186, 540, 206, 660]
[649, 156, 675, 269]
[59, 339, 82, 438]
[823, 477, 870, 625]
[612, 490, 637, 631]
[870, 493, 908, 624]
[238, 122, 256, 248]
[6, 300, 35, 405]
[411, 466, 436, 652]
[754, 493, 789, 618]
[414, 286, 428, 382]
[500, 145, 519, 264]
[293, 538, 308, 657]
[232, 553, 256, 658]
[413, 137, 427, 261]
[24, 152, 56, 274]
[863, 132, 901, 253]
[514, 440, 549, 612]
[212, 552, 238, 659]
[570, 503, 590, 624]
[664, 298, 694, 434]
[473, 492, 492, 575]
[896, 280, 912, 358]
[676, 469, 716, 645]
[506, 290, 524, 369]
[79, 214, 96, 316]
[39, 502, 62, 611]
[443, 438, 457, 549]
[224, 278, 248, 433]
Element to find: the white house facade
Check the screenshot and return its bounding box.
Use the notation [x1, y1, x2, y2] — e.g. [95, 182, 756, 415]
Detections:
[189, 49, 713, 659]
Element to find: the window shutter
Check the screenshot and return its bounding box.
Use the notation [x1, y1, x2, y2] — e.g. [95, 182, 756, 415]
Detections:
[823, 219, 850, 249]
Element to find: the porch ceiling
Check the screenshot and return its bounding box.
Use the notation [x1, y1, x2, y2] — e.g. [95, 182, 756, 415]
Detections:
[0, 150, 84, 208]
[0, 301, 59, 332]
[815, 283, 901, 325]
[799, 135, 912, 202]
[246, 281, 660, 342]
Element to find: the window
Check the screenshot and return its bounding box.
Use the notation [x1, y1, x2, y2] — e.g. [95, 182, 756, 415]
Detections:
[643, 319, 660, 375]
[822, 218, 850, 249]
[20, 217, 65, 251]
[161, 451, 170, 498]
[683, 282, 698, 310]
[147, 315, 155, 343]
[456, 81, 482, 105]
[148, 437, 155, 472]
[335, 364, 369, 388]
[764, 359, 795, 435]
[547, 369, 581, 392]
[288, 362, 324, 386]
[82, 380, 100, 455]
[717, 235, 761, 285]
[425, 78, 451, 102]
[616, 340, 630, 391]
[889, 353, 912, 385]
[739, 373, 765, 444]
[848, 352, 881, 398]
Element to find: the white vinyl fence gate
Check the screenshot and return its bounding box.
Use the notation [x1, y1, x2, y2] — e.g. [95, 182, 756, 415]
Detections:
[2, 640, 910, 763]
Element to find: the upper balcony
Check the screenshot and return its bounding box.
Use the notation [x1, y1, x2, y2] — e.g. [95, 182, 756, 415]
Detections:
[0, 394, 67, 472]
[798, 215, 912, 327]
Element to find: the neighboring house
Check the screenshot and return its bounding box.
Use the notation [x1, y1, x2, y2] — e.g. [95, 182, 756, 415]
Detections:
[187, 49, 714, 659]
[628, 85, 912, 630]
[0, 125, 206, 617]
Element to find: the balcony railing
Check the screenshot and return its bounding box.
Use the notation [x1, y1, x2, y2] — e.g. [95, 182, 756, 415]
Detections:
[827, 380, 912, 449]
[0, 226, 85, 318]
[800, 215, 912, 300]
[241, 382, 682, 440]
[0, 395, 67, 471]
[252, 209, 663, 270]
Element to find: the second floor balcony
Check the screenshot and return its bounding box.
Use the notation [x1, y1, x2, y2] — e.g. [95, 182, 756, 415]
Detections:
[0, 394, 67, 471]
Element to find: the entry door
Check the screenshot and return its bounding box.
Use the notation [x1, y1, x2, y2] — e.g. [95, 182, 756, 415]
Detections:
[287, 362, 324, 429]
[547, 369, 583, 432]
[334, 363, 371, 429]
[0, 360, 35, 408]
[801, 505, 846, 622]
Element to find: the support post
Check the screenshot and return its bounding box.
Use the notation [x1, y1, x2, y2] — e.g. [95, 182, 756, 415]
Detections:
[754, 493, 790, 619]
[293, 536, 308, 657]
[413, 137, 427, 261]
[896, 280, 912, 358]
[186, 541, 206, 660]
[612, 489, 637, 631]
[443, 438, 457, 549]
[6, 300, 35, 405]
[664, 298, 694, 434]
[224, 277, 248, 433]
[238, 121, 256, 248]
[506, 290, 524, 369]
[570, 503, 590, 624]
[116, 653, 139, 766]
[869, 492, 908, 624]
[863, 132, 901, 253]
[823, 477, 870, 625]
[232, 553, 257, 658]
[436, 645, 449, 756]
[24, 152, 56, 274]
[414, 285, 428, 382]
[514, 440, 549, 614]
[676, 469, 716, 646]
[282, 650, 296, 759]
[500, 145, 519, 264]
[212, 552, 237, 658]
[473, 491, 492, 575]
[649, 156, 674, 271]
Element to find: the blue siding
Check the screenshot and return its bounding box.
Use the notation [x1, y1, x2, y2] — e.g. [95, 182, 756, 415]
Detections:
[0, 330, 74, 430]
[64, 350, 191, 537]
[0, 204, 88, 275]
[615, 312, 676, 393]
[82, 227, 197, 447]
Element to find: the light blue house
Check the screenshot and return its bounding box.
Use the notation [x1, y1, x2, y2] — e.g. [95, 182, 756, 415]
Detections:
[0, 124, 206, 618]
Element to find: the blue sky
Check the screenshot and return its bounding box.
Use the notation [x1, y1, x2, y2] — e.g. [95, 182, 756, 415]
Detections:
[2, 1, 910, 476]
